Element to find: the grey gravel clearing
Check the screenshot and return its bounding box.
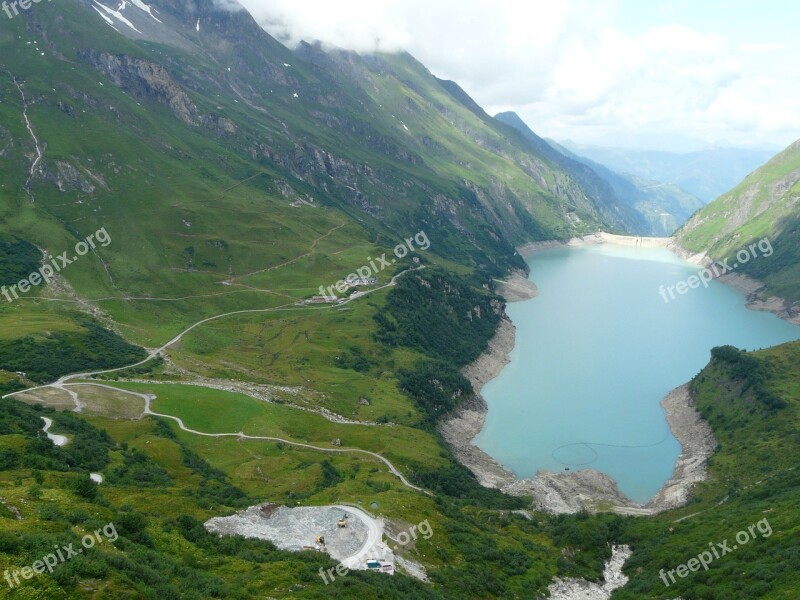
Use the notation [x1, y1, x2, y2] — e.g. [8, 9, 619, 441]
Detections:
[205, 505, 368, 562]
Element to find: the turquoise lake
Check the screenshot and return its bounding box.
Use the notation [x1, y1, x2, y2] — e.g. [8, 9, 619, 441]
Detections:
[473, 244, 800, 503]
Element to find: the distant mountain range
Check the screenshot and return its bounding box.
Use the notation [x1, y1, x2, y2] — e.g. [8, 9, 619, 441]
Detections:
[496, 112, 705, 236]
[558, 141, 776, 204]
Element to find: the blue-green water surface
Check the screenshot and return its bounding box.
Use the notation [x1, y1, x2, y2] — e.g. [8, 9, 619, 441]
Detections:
[473, 245, 800, 502]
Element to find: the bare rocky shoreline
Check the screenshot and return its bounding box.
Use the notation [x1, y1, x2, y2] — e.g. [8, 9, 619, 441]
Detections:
[440, 235, 719, 515]
[668, 241, 800, 325]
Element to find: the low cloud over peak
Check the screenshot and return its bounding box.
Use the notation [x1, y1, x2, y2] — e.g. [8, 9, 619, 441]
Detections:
[239, 0, 800, 151]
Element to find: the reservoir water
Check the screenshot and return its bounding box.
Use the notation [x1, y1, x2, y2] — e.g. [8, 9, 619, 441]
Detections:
[473, 244, 800, 503]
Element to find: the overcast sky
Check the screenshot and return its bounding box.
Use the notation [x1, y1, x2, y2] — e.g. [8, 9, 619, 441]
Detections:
[238, 0, 800, 152]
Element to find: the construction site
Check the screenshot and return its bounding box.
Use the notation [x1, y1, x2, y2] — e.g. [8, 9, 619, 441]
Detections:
[204, 503, 395, 574]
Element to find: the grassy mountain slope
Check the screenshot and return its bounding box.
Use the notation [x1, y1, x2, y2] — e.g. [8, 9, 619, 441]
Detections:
[677, 139, 800, 302]
[488, 110, 649, 235]
[0, 0, 651, 347]
[617, 342, 800, 599]
[293, 44, 643, 237]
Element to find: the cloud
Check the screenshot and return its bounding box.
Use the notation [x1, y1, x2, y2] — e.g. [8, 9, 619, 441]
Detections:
[237, 0, 800, 150]
[739, 42, 786, 52]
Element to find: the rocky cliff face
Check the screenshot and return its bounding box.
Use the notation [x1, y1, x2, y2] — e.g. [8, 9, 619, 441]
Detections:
[81, 51, 199, 125]
[80, 50, 239, 137]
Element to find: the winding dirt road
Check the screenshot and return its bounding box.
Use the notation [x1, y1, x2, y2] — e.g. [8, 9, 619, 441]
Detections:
[4, 269, 429, 495]
[11, 266, 424, 393]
